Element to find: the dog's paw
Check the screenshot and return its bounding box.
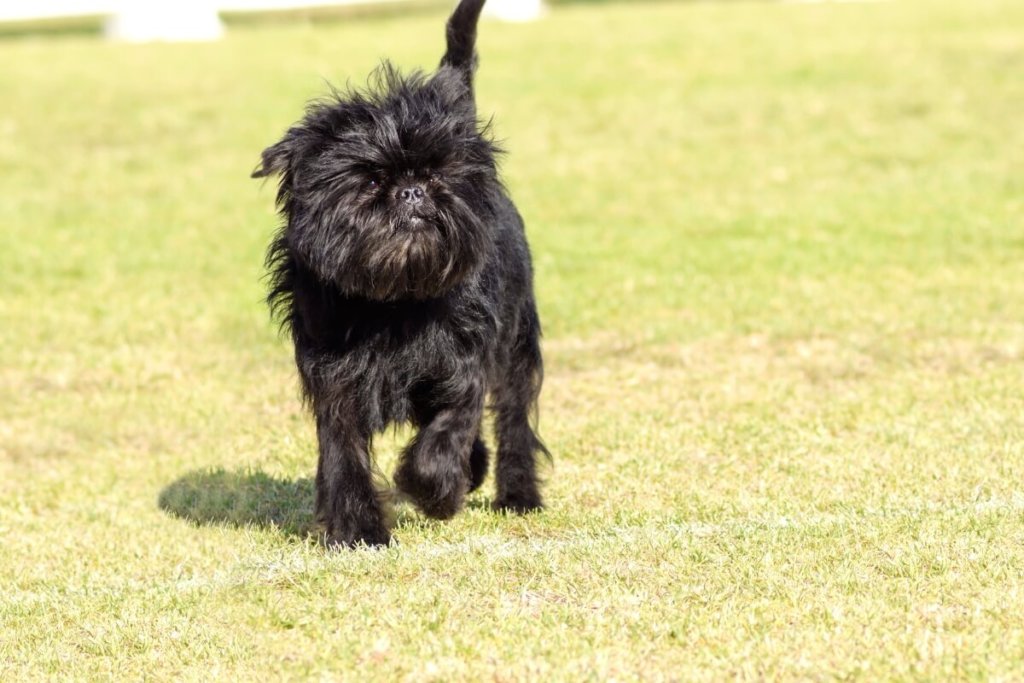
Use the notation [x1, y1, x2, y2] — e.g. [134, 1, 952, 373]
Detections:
[394, 475, 465, 520]
[324, 524, 392, 550]
[492, 490, 543, 515]
[394, 458, 467, 521]
[419, 495, 464, 520]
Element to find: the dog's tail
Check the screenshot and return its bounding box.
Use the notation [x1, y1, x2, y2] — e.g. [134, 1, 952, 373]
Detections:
[441, 0, 486, 84]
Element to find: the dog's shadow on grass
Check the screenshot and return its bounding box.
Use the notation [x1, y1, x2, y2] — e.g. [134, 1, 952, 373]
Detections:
[159, 468, 494, 539]
[159, 469, 318, 539]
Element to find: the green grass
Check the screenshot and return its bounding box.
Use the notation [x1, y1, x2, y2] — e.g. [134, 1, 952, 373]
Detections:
[2, 0, 1024, 678]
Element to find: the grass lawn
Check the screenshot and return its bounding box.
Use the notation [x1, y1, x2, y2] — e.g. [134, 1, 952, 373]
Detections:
[3, 0, 1024, 678]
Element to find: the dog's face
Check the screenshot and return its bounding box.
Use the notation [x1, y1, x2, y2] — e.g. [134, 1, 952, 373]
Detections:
[256, 66, 500, 301]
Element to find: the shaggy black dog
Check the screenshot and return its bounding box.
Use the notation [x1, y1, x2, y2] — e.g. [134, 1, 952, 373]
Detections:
[253, 0, 547, 548]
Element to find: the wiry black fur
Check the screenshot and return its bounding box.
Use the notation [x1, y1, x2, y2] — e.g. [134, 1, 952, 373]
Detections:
[254, 0, 547, 548]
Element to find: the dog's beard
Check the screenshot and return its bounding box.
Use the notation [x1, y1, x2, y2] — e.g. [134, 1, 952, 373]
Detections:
[289, 189, 489, 301]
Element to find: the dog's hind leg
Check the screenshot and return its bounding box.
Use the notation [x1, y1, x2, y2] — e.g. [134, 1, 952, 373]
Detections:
[394, 368, 485, 520]
[492, 304, 547, 513]
[314, 410, 391, 548]
[468, 433, 489, 493]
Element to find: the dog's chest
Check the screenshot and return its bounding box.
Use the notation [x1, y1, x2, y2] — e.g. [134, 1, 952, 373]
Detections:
[309, 295, 494, 428]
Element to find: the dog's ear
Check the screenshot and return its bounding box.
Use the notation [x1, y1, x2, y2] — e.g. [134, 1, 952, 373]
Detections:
[252, 128, 303, 179]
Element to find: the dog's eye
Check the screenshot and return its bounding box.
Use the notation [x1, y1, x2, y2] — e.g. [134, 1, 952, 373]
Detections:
[367, 179, 380, 190]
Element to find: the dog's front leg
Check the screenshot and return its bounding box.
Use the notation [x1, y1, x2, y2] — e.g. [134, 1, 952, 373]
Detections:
[314, 411, 391, 548]
[394, 370, 485, 520]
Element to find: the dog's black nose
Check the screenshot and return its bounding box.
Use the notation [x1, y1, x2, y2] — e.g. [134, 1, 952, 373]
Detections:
[399, 186, 426, 205]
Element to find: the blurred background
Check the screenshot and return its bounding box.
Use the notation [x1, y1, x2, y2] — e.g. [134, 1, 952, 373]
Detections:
[0, 0, 549, 40]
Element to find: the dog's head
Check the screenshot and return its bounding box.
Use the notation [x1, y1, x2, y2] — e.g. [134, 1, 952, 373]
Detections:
[254, 64, 500, 301]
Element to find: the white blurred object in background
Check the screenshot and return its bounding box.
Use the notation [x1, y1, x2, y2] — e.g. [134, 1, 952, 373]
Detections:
[484, 0, 544, 22]
[0, 0, 544, 43]
[105, 1, 224, 42]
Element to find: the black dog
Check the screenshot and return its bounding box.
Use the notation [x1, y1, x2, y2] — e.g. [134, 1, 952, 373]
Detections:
[253, 0, 547, 547]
